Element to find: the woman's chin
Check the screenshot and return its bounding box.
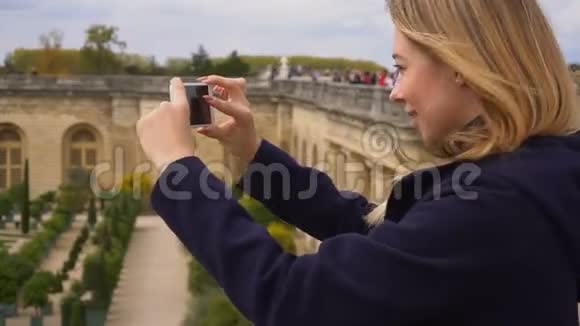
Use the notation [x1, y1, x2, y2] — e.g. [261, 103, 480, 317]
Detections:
[418, 129, 440, 151]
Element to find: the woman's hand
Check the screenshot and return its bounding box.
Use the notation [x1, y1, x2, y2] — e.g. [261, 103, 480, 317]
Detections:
[136, 77, 195, 172]
[197, 75, 261, 164]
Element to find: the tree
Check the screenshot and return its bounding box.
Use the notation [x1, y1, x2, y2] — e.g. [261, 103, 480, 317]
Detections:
[21, 159, 30, 234]
[39, 29, 64, 49]
[119, 53, 156, 75]
[84, 25, 126, 54]
[83, 251, 110, 307]
[81, 25, 126, 74]
[214, 51, 250, 77]
[0, 253, 35, 304]
[59, 167, 91, 213]
[39, 191, 56, 204]
[0, 193, 13, 220]
[191, 45, 214, 76]
[30, 200, 43, 222]
[38, 29, 69, 75]
[1, 52, 15, 74]
[22, 272, 59, 316]
[148, 56, 166, 75]
[7, 183, 24, 212]
[166, 57, 192, 76]
[88, 196, 97, 226]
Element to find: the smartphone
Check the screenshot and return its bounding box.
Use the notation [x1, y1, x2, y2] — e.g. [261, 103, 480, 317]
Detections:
[170, 82, 215, 127]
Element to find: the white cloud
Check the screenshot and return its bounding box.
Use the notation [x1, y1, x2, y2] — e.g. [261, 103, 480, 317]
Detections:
[0, 0, 578, 67]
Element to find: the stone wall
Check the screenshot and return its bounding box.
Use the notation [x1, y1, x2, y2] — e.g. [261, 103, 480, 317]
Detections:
[1, 75, 577, 204]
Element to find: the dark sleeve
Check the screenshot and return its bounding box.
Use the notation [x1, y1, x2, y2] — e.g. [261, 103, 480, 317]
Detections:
[151, 156, 512, 326]
[235, 139, 376, 240]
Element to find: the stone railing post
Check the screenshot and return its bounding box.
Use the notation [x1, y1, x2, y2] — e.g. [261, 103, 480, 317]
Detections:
[371, 87, 385, 120]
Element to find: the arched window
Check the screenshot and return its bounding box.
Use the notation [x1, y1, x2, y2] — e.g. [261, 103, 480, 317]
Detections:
[0, 128, 23, 190]
[70, 129, 97, 169]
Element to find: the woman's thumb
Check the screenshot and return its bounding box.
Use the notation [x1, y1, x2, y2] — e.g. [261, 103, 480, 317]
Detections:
[170, 77, 189, 111]
[197, 124, 226, 140]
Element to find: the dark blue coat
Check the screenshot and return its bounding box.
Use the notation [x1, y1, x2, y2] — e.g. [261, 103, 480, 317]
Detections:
[151, 132, 580, 325]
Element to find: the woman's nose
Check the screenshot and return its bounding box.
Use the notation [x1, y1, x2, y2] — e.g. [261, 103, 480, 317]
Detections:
[389, 85, 403, 102]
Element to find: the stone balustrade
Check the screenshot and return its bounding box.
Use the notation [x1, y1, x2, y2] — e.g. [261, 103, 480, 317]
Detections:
[2, 74, 577, 130]
[269, 80, 409, 127]
[0, 75, 409, 126]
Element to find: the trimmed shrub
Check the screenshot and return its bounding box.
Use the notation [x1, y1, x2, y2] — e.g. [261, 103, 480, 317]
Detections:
[39, 191, 56, 204]
[267, 222, 296, 254]
[199, 290, 251, 326]
[0, 193, 13, 219]
[21, 159, 30, 234]
[21, 271, 59, 315]
[188, 259, 218, 296]
[0, 253, 35, 304]
[30, 200, 44, 221]
[82, 252, 109, 308]
[238, 194, 278, 226]
[7, 183, 25, 212]
[87, 197, 97, 226]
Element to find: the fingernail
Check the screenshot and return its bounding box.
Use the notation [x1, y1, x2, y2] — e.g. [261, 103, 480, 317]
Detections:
[197, 76, 207, 81]
[203, 95, 213, 102]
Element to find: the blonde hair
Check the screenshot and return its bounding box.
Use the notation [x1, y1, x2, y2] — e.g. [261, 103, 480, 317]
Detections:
[366, 0, 580, 226]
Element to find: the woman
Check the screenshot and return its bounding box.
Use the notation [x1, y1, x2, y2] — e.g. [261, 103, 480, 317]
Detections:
[136, 0, 580, 325]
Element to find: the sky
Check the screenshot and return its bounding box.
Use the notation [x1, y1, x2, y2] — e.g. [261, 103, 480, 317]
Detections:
[0, 0, 579, 68]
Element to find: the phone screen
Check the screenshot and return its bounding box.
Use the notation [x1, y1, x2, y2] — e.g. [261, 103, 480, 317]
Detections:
[184, 83, 212, 126]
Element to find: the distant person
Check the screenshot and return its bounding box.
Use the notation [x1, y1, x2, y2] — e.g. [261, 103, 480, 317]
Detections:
[137, 1, 580, 325]
[362, 71, 372, 84]
[311, 70, 320, 82]
[269, 65, 278, 81]
[288, 66, 295, 80]
[332, 71, 342, 83]
[351, 72, 362, 84]
[343, 70, 351, 83]
[378, 69, 389, 87]
[371, 71, 378, 85]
